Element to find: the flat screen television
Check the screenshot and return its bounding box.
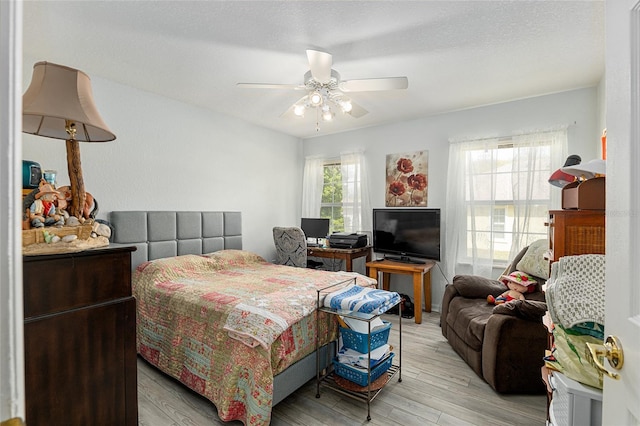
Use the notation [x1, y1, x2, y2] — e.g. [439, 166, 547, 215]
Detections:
[372, 208, 441, 262]
[300, 217, 330, 246]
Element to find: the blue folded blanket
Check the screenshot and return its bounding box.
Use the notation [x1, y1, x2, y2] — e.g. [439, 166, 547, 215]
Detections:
[323, 284, 400, 314]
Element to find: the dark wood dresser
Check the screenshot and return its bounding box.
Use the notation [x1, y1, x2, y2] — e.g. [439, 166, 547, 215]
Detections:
[23, 245, 137, 426]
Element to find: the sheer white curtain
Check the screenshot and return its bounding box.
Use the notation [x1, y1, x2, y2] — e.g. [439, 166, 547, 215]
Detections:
[508, 130, 567, 256]
[445, 137, 499, 280]
[340, 151, 372, 234]
[301, 157, 324, 217]
[445, 128, 567, 280]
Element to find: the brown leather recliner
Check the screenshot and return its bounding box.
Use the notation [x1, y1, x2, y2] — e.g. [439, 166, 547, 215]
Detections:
[440, 246, 548, 394]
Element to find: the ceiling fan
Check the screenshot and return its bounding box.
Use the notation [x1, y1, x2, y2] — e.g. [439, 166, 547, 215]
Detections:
[237, 49, 408, 127]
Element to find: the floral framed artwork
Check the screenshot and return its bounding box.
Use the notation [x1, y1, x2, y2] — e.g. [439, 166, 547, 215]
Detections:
[386, 151, 428, 207]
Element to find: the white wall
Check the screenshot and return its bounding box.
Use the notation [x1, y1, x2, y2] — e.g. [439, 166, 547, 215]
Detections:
[21, 71, 303, 260]
[303, 87, 600, 312]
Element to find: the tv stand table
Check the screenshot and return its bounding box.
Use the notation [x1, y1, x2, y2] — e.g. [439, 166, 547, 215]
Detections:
[365, 259, 435, 324]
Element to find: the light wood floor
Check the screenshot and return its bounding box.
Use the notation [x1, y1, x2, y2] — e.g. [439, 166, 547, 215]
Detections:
[137, 311, 547, 425]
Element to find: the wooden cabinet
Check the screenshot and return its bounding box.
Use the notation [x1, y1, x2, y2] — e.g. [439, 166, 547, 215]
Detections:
[547, 210, 605, 262]
[23, 246, 137, 426]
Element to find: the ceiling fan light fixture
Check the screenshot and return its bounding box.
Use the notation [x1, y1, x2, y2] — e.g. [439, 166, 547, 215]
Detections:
[239, 49, 407, 130]
[294, 104, 306, 117]
[310, 91, 322, 106]
[340, 100, 353, 113]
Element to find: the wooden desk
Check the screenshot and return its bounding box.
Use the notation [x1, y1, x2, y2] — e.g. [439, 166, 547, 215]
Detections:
[365, 259, 434, 324]
[307, 245, 372, 272]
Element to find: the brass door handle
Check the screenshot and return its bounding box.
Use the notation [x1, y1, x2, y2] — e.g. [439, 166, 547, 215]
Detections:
[586, 335, 624, 380]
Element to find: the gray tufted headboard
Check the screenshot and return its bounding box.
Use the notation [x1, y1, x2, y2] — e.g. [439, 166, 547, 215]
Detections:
[109, 211, 242, 270]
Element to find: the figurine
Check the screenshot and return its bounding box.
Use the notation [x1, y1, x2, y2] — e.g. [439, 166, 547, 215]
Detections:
[29, 183, 65, 228]
[56, 185, 98, 221]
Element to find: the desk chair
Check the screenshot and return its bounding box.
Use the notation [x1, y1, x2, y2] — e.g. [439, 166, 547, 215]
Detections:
[274, 226, 328, 269]
[272, 226, 306, 267]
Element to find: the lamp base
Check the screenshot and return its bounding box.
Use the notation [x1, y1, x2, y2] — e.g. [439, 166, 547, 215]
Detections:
[66, 138, 87, 219]
[22, 221, 109, 255]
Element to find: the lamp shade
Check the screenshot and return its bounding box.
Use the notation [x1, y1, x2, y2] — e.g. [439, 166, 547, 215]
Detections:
[23, 61, 115, 142]
[562, 159, 606, 180]
[548, 169, 576, 188]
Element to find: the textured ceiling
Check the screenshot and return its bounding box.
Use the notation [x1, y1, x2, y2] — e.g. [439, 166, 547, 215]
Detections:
[22, 1, 605, 139]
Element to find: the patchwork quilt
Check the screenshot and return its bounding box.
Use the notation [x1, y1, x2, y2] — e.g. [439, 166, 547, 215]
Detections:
[134, 249, 376, 425]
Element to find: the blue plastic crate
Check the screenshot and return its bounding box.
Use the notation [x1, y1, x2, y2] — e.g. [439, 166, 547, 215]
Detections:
[339, 320, 391, 353]
[333, 353, 395, 387]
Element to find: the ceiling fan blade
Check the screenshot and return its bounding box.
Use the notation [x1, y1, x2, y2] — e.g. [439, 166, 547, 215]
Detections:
[306, 49, 332, 83]
[280, 95, 309, 118]
[339, 77, 409, 92]
[345, 100, 368, 118]
[280, 104, 296, 118]
[236, 83, 305, 90]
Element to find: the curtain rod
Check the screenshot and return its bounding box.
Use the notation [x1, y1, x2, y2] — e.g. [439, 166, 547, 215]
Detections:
[449, 123, 574, 144]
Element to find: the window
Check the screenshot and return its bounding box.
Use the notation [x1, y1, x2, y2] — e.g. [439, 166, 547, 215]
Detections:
[446, 129, 566, 276]
[493, 206, 506, 240]
[463, 142, 551, 262]
[320, 162, 344, 233]
[302, 152, 372, 235]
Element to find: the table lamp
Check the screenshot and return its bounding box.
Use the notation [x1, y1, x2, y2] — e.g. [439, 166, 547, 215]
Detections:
[22, 61, 115, 219]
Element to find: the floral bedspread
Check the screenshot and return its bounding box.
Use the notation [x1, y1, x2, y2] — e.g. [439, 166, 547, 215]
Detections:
[133, 249, 376, 425]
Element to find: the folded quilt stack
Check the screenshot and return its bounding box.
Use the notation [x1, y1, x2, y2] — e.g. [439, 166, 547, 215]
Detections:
[545, 254, 606, 389]
[323, 283, 401, 314]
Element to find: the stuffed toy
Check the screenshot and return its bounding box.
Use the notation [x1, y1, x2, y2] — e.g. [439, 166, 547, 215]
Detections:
[487, 271, 537, 305]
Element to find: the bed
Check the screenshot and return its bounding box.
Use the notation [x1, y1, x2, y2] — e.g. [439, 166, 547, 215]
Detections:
[109, 211, 377, 425]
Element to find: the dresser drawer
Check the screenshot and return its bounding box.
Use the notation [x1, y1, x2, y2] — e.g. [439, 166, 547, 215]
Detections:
[23, 246, 134, 319]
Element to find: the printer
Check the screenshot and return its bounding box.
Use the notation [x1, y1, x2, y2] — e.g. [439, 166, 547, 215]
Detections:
[328, 232, 368, 249]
